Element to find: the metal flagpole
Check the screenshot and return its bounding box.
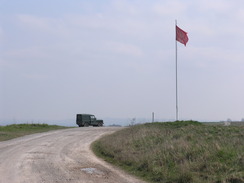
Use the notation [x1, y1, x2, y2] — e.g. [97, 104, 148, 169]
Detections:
[175, 20, 179, 121]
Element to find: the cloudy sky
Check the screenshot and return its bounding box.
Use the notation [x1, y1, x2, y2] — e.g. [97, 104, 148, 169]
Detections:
[1, 0, 244, 124]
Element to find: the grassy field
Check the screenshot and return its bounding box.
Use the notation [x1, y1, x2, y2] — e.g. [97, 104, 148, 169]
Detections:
[92, 121, 244, 183]
[0, 123, 69, 141]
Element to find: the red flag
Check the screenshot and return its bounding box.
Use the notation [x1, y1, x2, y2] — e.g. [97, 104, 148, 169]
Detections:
[176, 25, 188, 46]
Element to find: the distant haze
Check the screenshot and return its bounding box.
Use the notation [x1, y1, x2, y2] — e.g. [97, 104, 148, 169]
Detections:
[1, 0, 244, 125]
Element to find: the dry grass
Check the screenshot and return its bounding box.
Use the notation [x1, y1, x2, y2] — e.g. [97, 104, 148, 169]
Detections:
[0, 123, 69, 141]
[92, 121, 244, 183]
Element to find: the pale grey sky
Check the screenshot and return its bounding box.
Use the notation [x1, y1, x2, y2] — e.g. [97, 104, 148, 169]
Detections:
[1, 0, 244, 124]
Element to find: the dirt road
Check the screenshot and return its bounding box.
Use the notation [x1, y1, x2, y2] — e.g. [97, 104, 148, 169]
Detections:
[0, 127, 146, 183]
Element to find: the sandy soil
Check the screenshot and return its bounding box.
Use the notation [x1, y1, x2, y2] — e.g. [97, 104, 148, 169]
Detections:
[0, 127, 146, 183]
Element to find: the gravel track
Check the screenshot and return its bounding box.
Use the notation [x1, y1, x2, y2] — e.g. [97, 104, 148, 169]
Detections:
[0, 127, 146, 183]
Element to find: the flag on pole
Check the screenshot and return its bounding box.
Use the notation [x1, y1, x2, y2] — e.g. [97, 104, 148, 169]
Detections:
[176, 25, 188, 46]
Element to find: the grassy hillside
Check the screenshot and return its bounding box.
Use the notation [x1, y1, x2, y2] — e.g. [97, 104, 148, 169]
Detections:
[0, 123, 69, 141]
[93, 121, 244, 183]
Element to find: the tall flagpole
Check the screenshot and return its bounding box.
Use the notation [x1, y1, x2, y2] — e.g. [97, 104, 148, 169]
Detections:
[175, 20, 179, 121]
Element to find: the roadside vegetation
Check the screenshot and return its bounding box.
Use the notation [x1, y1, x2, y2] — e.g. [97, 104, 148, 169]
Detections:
[92, 121, 244, 183]
[0, 123, 69, 141]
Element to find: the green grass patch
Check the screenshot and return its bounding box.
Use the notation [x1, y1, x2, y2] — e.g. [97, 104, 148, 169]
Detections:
[92, 121, 244, 183]
[0, 123, 69, 141]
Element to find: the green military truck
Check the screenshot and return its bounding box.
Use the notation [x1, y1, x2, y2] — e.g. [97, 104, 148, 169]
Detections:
[76, 114, 103, 127]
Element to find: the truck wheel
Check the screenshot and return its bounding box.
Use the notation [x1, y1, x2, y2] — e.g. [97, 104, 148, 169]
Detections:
[84, 122, 89, 127]
[98, 122, 103, 127]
